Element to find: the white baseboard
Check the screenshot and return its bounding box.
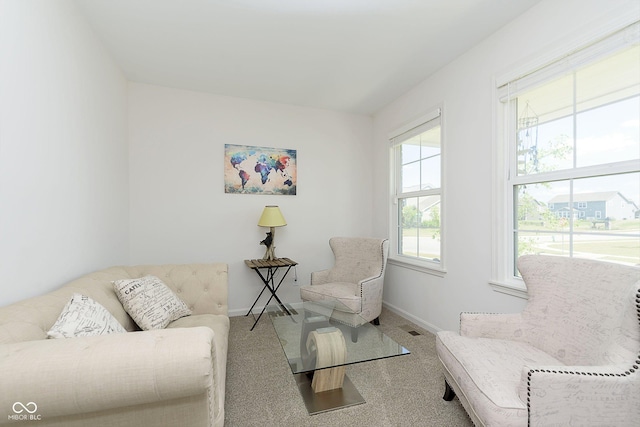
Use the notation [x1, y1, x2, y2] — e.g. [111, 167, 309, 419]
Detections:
[382, 302, 442, 335]
[230, 302, 443, 336]
[229, 307, 258, 317]
[229, 305, 281, 317]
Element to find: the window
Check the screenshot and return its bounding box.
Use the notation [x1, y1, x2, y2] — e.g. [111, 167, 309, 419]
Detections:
[390, 108, 443, 271]
[494, 22, 640, 291]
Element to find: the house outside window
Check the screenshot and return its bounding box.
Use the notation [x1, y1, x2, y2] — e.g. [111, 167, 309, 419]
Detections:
[493, 21, 640, 293]
[389, 108, 444, 272]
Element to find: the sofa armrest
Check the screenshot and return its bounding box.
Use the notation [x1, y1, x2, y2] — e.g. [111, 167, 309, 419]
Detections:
[524, 364, 639, 426]
[310, 269, 330, 286]
[460, 312, 525, 339]
[0, 327, 216, 420]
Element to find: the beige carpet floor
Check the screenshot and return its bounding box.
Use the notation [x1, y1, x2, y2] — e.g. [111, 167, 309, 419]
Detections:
[224, 307, 473, 426]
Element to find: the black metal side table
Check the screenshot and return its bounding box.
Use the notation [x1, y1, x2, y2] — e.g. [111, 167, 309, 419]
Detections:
[244, 257, 297, 331]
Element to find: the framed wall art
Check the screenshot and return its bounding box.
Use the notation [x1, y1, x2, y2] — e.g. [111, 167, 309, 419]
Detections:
[224, 144, 297, 195]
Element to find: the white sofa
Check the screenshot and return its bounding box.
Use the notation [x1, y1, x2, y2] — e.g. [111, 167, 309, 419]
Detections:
[0, 263, 229, 427]
[436, 255, 640, 426]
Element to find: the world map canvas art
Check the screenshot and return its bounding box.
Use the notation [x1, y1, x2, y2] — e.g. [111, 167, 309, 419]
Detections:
[224, 144, 297, 195]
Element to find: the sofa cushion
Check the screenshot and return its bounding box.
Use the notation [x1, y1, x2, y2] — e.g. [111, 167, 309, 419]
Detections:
[113, 275, 192, 330]
[47, 293, 126, 339]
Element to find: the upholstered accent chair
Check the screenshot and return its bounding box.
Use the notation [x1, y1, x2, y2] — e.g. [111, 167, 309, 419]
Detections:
[436, 255, 640, 426]
[299, 237, 389, 342]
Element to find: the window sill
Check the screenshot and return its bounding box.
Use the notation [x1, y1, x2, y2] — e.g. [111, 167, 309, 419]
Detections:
[388, 256, 447, 277]
[488, 280, 529, 299]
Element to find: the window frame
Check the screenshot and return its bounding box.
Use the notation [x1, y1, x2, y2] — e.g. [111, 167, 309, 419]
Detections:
[491, 19, 640, 298]
[388, 107, 446, 276]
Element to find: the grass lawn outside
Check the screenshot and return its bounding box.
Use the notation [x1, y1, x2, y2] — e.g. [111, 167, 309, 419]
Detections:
[400, 220, 639, 265]
[518, 219, 640, 265]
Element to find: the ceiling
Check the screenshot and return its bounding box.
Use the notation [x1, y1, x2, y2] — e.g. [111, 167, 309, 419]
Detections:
[75, 0, 541, 115]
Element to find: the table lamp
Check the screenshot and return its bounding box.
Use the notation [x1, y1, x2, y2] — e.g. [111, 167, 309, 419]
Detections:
[258, 205, 287, 260]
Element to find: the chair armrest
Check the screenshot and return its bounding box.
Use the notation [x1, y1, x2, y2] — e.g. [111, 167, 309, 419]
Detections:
[460, 312, 525, 339]
[310, 269, 330, 285]
[357, 274, 385, 320]
[524, 364, 639, 426]
[0, 327, 216, 419]
[358, 274, 385, 295]
[359, 273, 384, 286]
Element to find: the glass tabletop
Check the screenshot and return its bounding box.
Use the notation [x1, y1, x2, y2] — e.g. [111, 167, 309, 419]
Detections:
[267, 301, 410, 374]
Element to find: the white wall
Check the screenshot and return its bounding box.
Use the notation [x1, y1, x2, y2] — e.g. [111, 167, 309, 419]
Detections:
[128, 83, 374, 314]
[0, 0, 129, 305]
[372, 0, 639, 332]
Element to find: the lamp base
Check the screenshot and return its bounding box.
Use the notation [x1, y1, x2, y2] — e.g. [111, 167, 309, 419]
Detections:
[260, 227, 277, 260]
[263, 245, 276, 261]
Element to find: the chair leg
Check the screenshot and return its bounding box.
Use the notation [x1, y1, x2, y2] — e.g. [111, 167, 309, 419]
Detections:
[371, 317, 380, 326]
[443, 380, 456, 401]
[350, 327, 358, 343]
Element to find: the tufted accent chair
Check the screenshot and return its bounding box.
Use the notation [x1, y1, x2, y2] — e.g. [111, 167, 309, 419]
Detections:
[299, 237, 389, 342]
[436, 255, 640, 426]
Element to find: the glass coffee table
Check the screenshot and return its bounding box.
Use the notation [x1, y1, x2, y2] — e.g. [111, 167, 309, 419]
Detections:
[267, 301, 410, 414]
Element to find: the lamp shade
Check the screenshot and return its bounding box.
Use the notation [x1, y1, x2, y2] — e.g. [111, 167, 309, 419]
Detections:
[257, 205, 287, 227]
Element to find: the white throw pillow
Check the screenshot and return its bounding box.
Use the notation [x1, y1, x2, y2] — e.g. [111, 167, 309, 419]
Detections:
[47, 293, 126, 339]
[113, 275, 192, 330]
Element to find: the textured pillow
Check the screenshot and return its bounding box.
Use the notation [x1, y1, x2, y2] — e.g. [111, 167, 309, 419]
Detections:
[113, 275, 192, 330]
[47, 293, 126, 339]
